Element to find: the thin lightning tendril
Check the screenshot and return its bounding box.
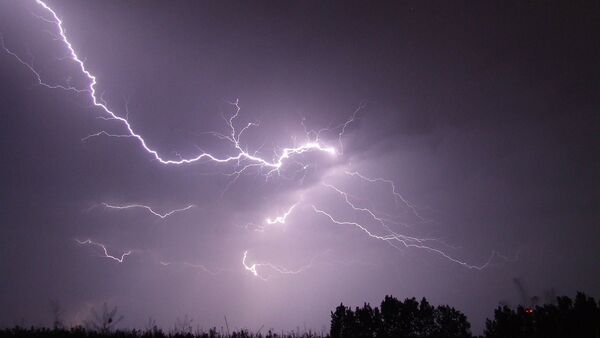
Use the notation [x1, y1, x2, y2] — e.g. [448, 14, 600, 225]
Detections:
[265, 203, 298, 225]
[336, 102, 364, 155]
[81, 131, 134, 142]
[345, 171, 428, 222]
[310, 204, 495, 270]
[321, 183, 436, 246]
[75, 239, 132, 263]
[242, 250, 319, 280]
[101, 202, 194, 219]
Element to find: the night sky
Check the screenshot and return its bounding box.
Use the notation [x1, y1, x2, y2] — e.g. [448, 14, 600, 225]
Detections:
[0, 0, 599, 334]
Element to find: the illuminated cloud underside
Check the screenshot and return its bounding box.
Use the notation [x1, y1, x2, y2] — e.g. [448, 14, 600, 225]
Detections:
[0, 0, 500, 279]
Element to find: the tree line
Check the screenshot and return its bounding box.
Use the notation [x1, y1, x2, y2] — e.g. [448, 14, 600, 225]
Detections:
[331, 292, 600, 338]
[1, 292, 599, 337]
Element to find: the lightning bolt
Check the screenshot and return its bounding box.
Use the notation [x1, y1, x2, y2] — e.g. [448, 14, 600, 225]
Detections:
[336, 102, 364, 155]
[81, 132, 135, 142]
[101, 203, 194, 219]
[75, 239, 132, 263]
[2, 1, 505, 277]
[321, 183, 433, 245]
[242, 250, 320, 280]
[345, 170, 428, 223]
[0, 34, 86, 93]
[4, 0, 337, 172]
[310, 204, 495, 270]
[265, 203, 298, 225]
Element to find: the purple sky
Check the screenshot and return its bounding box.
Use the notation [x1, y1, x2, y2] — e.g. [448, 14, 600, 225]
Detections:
[0, 0, 599, 334]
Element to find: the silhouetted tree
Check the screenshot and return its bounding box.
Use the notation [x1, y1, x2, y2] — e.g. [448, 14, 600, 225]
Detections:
[484, 292, 600, 338]
[330, 303, 350, 338]
[415, 298, 435, 338]
[331, 295, 472, 338]
[84, 302, 124, 333]
[433, 305, 471, 338]
[355, 303, 379, 338]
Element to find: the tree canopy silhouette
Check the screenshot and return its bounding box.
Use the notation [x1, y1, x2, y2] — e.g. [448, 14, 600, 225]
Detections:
[484, 292, 600, 338]
[330, 295, 472, 338]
